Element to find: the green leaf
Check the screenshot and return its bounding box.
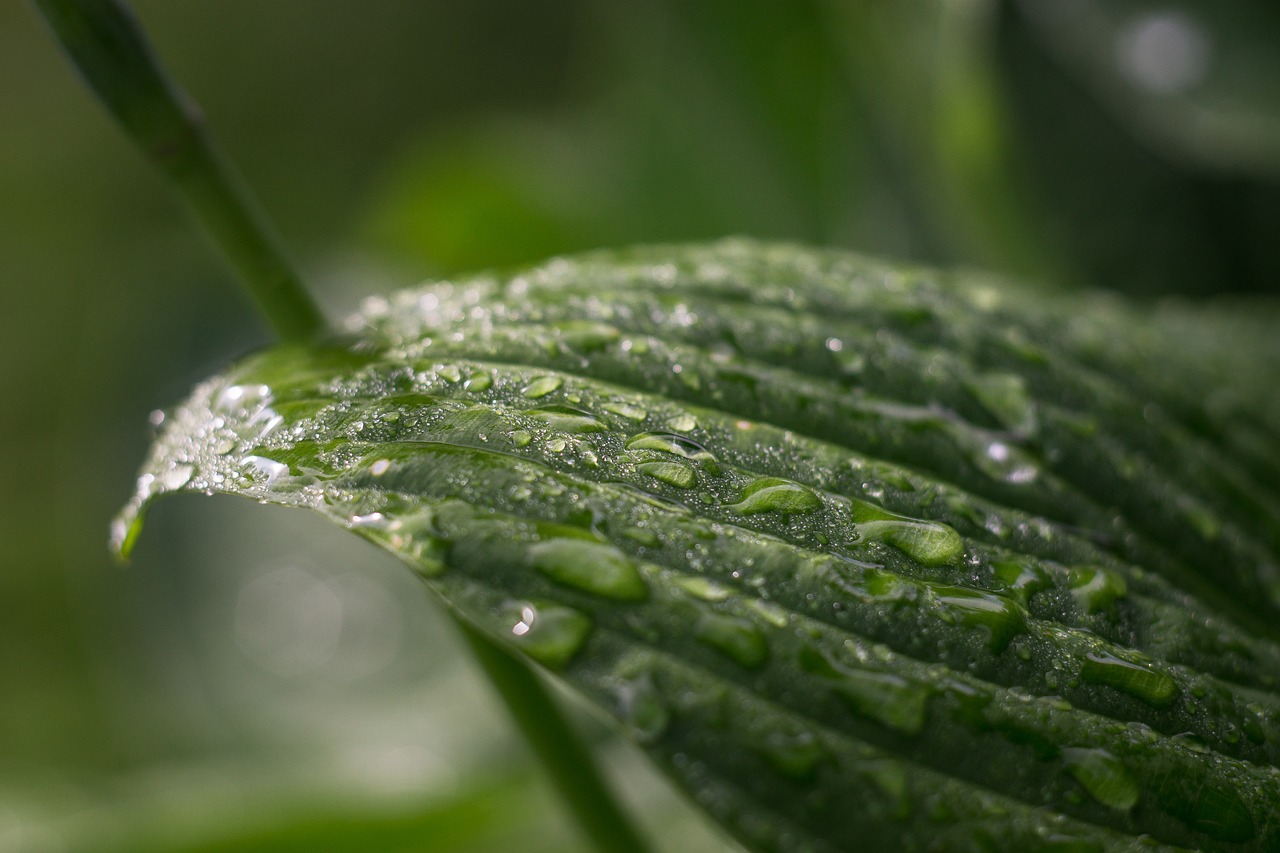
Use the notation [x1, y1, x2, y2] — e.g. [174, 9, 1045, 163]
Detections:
[118, 239, 1280, 851]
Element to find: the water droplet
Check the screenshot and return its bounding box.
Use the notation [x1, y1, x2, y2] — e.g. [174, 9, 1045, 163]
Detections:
[754, 727, 829, 781]
[159, 463, 194, 491]
[931, 585, 1028, 653]
[523, 375, 563, 399]
[800, 646, 929, 734]
[621, 526, 661, 548]
[626, 431, 718, 469]
[614, 670, 669, 744]
[507, 602, 593, 669]
[603, 401, 648, 421]
[666, 413, 698, 432]
[370, 459, 391, 477]
[356, 508, 448, 577]
[1068, 566, 1127, 613]
[529, 539, 648, 601]
[437, 364, 462, 383]
[242, 456, 287, 487]
[863, 519, 963, 566]
[464, 371, 492, 392]
[750, 599, 790, 629]
[637, 460, 697, 490]
[992, 560, 1054, 603]
[965, 372, 1038, 437]
[675, 577, 731, 602]
[695, 614, 769, 669]
[728, 478, 822, 518]
[526, 405, 606, 434]
[510, 430, 532, 448]
[1062, 748, 1139, 811]
[1080, 651, 1177, 708]
[554, 320, 621, 352]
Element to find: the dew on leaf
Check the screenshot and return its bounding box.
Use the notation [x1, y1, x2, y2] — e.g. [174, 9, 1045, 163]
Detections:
[675, 576, 731, 602]
[463, 371, 492, 392]
[506, 601, 593, 669]
[728, 478, 822, 518]
[529, 539, 648, 601]
[638, 460, 697, 489]
[1068, 566, 1128, 613]
[694, 613, 769, 669]
[1080, 651, 1177, 708]
[800, 646, 930, 735]
[1062, 748, 1139, 811]
[522, 375, 563, 399]
[525, 404, 606, 434]
[754, 727, 830, 781]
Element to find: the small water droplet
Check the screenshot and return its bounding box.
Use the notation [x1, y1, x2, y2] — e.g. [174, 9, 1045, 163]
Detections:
[1080, 651, 1177, 708]
[695, 613, 769, 669]
[507, 601, 593, 669]
[728, 478, 822, 518]
[511, 430, 532, 448]
[637, 460, 697, 490]
[437, 364, 462, 383]
[750, 599, 790, 629]
[370, 458, 391, 477]
[1062, 748, 1139, 811]
[523, 375, 563, 399]
[529, 539, 648, 601]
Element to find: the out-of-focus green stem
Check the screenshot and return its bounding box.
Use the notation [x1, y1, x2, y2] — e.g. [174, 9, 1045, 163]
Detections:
[458, 619, 651, 853]
[31, 0, 326, 341]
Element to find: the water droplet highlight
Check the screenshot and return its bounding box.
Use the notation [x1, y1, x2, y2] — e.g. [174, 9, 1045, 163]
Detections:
[637, 460, 697, 489]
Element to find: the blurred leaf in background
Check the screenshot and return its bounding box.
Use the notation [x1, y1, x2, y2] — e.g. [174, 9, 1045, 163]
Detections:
[2, 1, 1277, 850]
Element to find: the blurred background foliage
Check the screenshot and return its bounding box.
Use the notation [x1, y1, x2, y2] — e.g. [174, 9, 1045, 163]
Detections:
[2, 1, 1278, 850]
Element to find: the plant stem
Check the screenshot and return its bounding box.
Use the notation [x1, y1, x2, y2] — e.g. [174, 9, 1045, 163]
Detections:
[458, 620, 651, 853]
[31, 0, 326, 341]
[36, 3, 653, 849]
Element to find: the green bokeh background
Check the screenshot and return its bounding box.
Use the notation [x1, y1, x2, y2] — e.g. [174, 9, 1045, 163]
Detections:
[3, 1, 1278, 850]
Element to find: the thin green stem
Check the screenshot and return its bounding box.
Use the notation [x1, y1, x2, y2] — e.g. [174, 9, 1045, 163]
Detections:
[31, 0, 326, 341]
[458, 619, 651, 853]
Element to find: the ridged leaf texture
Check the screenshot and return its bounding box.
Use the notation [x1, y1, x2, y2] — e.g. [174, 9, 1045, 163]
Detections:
[117, 240, 1280, 852]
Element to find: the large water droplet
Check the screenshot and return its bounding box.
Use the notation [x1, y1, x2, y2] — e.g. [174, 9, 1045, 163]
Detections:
[526, 405, 606, 434]
[507, 602, 593, 669]
[554, 320, 621, 352]
[1068, 566, 1127, 613]
[1062, 748, 1139, 811]
[615, 670, 670, 744]
[626, 432, 718, 463]
[728, 478, 822, 518]
[529, 539, 648, 601]
[522, 375, 563, 399]
[992, 560, 1054, 604]
[965, 372, 1038, 437]
[637, 460, 697, 490]
[754, 727, 830, 781]
[1080, 651, 1177, 708]
[800, 646, 929, 734]
[862, 519, 963, 567]
[695, 613, 769, 669]
[931, 585, 1028, 653]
